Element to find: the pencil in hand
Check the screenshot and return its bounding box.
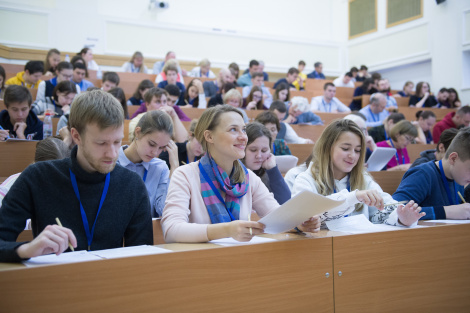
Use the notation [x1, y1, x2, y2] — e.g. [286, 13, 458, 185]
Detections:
[248, 212, 252, 236]
[458, 191, 466, 204]
[55, 217, 75, 252]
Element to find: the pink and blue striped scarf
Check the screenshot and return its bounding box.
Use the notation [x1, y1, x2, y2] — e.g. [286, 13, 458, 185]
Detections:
[199, 153, 249, 223]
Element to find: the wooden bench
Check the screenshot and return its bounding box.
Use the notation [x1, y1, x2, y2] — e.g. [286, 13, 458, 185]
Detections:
[0, 141, 36, 176]
[289, 124, 326, 142]
[407, 143, 435, 163]
[316, 112, 349, 125]
[397, 107, 455, 122]
[369, 170, 405, 195]
[305, 79, 333, 92]
[288, 143, 314, 165]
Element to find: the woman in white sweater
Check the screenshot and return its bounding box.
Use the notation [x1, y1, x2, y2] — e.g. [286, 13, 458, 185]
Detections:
[161, 105, 321, 243]
[292, 119, 424, 228]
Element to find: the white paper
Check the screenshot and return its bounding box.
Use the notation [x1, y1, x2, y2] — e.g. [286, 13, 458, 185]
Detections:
[90, 245, 171, 259]
[258, 191, 345, 234]
[275, 155, 299, 173]
[210, 236, 277, 246]
[23, 251, 102, 267]
[326, 214, 408, 234]
[367, 147, 397, 171]
[422, 219, 470, 224]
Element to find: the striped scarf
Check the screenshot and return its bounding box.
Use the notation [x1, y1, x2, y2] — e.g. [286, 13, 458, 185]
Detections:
[199, 153, 249, 224]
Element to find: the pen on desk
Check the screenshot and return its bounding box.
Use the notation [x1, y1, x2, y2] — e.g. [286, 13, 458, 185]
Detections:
[383, 200, 408, 207]
[0, 125, 9, 139]
[55, 217, 75, 252]
[458, 191, 466, 204]
[248, 212, 252, 236]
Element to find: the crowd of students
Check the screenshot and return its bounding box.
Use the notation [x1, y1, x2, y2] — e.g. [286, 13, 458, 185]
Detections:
[0, 48, 469, 262]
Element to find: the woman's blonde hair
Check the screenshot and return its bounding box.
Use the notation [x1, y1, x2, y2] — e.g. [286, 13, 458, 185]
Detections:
[194, 105, 246, 183]
[223, 89, 242, 108]
[130, 51, 145, 73]
[134, 110, 173, 141]
[310, 119, 366, 203]
[389, 120, 418, 141]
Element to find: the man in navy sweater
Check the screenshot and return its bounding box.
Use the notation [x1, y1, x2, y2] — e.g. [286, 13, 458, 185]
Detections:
[0, 90, 153, 262]
[393, 127, 470, 220]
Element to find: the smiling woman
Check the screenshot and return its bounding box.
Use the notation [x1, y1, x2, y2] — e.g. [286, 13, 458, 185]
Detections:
[161, 105, 321, 243]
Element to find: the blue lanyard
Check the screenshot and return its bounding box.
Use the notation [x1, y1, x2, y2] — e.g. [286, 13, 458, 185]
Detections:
[333, 175, 350, 193]
[383, 128, 389, 140]
[438, 160, 459, 205]
[389, 139, 405, 165]
[131, 64, 137, 73]
[142, 168, 148, 182]
[322, 99, 331, 113]
[272, 143, 276, 155]
[200, 70, 208, 77]
[368, 107, 379, 122]
[69, 169, 110, 250]
[198, 162, 236, 221]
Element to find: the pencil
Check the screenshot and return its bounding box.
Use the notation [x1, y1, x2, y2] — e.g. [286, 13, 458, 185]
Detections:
[383, 200, 408, 207]
[55, 217, 75, 252]
[458, 191, 466, 204]
[248, 212, 252, 236]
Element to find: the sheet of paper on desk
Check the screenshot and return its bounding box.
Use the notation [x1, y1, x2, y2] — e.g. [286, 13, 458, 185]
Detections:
[89, 245, 171, 259]
[422, 219, 470, 224]
[258, 191, 345, 234]
[326, 214, 409, 234]
[210, 236, 277, 246]
[23, 251, 102, 267]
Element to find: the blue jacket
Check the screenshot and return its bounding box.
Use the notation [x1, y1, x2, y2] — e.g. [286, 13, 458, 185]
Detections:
[0, 109, 43, 140]
[393, 161, 465, 220]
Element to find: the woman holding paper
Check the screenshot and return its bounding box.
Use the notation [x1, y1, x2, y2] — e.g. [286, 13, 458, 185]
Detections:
[241, 122, 291, 205]
[292, 119, 425, 228]
[161, 105, 320, 243]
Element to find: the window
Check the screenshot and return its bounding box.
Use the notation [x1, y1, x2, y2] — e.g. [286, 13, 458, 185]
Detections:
[349, 0, 377, 39]
[387, 0, 423, 28]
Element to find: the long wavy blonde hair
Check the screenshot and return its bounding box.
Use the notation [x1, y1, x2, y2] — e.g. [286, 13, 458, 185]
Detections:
[310, 119, 366, 197]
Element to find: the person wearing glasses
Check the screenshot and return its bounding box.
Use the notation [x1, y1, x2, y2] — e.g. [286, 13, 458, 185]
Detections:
[375, 120, 418, 171]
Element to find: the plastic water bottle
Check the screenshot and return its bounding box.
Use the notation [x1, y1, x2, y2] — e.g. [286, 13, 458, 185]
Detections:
[96, 67, 103, 80]
[43, 112, 53, 139]
[65, 54, 70, 62]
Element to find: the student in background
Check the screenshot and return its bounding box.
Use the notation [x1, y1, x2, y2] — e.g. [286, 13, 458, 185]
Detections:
[72, 62, 94, 92]
[208, 82, 235, 108]
[78, 48, 99, 71]
[35, 61, 77, 107]
[411, 128, 458, 168]
[414, 110, 436, 144]
[355, 65, 369, 82]
[129, 87, 187, 143]
[183, 79, 207, 108]
[268, 101, 314, 144]
[189, 59, 216, 78]
[161, 105, 321, 243]
[153, 51, 184, 77]
[0, 136, 71, 210]
[409, 82, 438, 108]
[242, 72, 273, 107]
[273, 82, 290, 106]
[118, 110, 173, 217]
[432, 106, 470, 143]
[0, 85, 43, 141]
[203, 68, 231, 98]
[33, 81, 77, 117]
[121, 51, 148, 73]
[397, 81, 414, 98]
[159, 119, 204, 173]
[255, 111, 291, 156]
[163, 85, 191, 121]
[307, 62, 325, 79]
[376, 120, 418, 171]
[0, 65, 5, 99]
[394, 127, 470, 220]
[127, 79, 154, 106]
[244, 86, 266, 110]
[6, 61, 44, 89]
[292, 60, 307, 90]
[359, 93, 390, 127]
[237, 60, 260, 87]
[101, 72, 120, 91]
[350, 78, 375, 111]
[108, 87, 128, 119]
[292, 119, 424, 228]
[0, 90, 153, 262]
[157, 63, 185, 106]
[273, 67, 302, 90]
[44, 49, 61, 77]
[228, 62, 240, 80]
[155, 59, 184, 85]
[447, 88, 461, 108]
[310, 82, 350, 113]
[368, 113, 405, 143]
[435, 88, 450, 108]
[242, 122, 291, 204]
[222, 89, 249, 123]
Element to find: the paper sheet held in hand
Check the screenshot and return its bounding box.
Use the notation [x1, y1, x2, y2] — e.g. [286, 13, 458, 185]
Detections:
[258, 191, 345, 234]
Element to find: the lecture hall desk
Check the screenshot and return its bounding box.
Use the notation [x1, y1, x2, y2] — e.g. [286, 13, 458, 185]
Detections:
[0, 223, 469, 313]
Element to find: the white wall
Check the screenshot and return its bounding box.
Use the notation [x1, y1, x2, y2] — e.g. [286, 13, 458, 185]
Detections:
[0, 0, 348, 75]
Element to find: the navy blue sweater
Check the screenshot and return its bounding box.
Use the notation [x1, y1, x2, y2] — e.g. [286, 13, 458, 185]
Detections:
[0, 146, 153, 262]
[0, 109, 43, 140]
[393, 161, 465, 220]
